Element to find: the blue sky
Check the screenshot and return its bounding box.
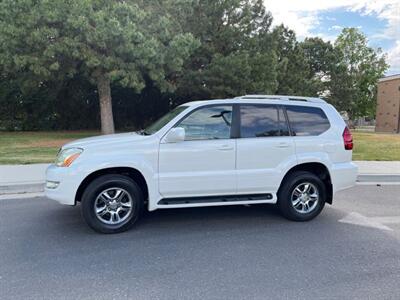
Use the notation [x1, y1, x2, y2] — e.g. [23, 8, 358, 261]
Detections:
[266, 0, 400, 75]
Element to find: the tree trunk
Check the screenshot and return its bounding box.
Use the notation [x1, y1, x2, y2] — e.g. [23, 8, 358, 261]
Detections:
[97, 74, 115, 135]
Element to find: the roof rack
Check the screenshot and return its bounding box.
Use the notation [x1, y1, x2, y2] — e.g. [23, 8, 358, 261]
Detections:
[235, 95, 326, 103]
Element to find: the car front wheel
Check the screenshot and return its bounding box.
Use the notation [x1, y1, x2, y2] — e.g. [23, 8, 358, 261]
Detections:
[81, 174, 143, 233]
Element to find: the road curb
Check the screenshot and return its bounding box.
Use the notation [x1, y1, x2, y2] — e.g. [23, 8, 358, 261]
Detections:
[0, 182, 44, 195]
[0, 164, 49, 186]
[0, 192, 44, 201]
[357, 174, 400, 183]
[0, 174, 399, 199]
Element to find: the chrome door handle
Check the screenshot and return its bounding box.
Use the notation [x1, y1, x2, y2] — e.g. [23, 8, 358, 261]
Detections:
[218, 144, 234, 151]
[276, 142, 290, 148]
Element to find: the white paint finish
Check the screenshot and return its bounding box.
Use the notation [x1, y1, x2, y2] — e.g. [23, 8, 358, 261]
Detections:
[158, 139, 236, 197]
[339, 212, 393, 231]
[292, 122, 349, 165]
[236, 137, 296, 193]
[330, 162, 358, 193]
[42, 96, 357, 211]
[46, 133, 160, 207]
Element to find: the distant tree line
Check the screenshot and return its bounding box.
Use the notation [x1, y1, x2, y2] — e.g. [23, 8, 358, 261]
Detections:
[0, 0, 388, 133]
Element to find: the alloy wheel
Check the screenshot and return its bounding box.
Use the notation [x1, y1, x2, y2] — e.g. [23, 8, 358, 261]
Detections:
[94, 187, 133, 225]
[291, 182, 319, 214]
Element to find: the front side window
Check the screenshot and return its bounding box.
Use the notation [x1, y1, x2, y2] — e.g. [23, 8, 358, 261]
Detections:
[177, 105, 233, 140]
[144, 106, 188, 135]
[286, 106, 330, 136]
[240, 104, 289, 138]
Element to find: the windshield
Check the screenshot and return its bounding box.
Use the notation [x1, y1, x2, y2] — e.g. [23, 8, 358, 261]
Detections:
[143, 106, 188, 135]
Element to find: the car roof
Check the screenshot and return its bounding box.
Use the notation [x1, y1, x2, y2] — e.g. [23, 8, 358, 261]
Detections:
[182, 95, 327, 108]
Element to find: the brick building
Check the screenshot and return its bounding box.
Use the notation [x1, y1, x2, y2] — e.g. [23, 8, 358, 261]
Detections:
[376, 74, 400, 133]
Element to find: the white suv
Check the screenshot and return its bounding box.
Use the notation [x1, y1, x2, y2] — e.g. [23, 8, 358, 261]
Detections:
[45, 95, 357, 233]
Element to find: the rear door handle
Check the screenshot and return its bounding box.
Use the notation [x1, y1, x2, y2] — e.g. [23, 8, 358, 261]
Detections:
[276, 142, 290, 148]
[217, 144, 234, 151]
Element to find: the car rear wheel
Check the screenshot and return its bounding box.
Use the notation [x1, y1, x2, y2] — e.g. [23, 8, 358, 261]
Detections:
[277, 171, 326, 221]
[81, 174, 143, 233]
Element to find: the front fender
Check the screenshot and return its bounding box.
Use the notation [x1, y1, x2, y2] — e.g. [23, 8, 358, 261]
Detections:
[71, 152, 159, 209]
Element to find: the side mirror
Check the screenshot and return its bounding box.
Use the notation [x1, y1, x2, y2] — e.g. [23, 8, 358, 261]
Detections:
[164, 127, 185, 143]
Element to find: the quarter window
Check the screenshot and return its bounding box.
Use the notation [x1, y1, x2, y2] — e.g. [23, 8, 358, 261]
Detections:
[286, 106, 330, 136]
[177, 105, 232, 140]
[240, 105, 289, 138]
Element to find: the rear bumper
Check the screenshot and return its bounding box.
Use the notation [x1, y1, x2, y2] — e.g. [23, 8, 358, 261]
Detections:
[331, 162, 358, 193]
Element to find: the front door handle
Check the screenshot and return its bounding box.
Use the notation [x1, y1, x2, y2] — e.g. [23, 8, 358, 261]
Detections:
[218, 144, 234, 151]
[276, 142, 290, 148]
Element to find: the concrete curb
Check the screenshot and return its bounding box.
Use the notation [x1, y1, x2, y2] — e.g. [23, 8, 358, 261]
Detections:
[0, 192, 44, 201]
[0, 164, 49, 186]
[1, 174, 399, 198]
[0, 182, 44, 195]
[0, 163, 48, 196]
[0, 162, 399, 197]
[354, 161, 400, 175]
[357, 174, 400, 183]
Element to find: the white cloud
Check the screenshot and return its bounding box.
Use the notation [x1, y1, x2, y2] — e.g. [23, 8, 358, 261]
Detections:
[264, 0, 400, 74]
[315, 33, 337, 43]
[267, 9, 319, 37]
[330, 25, 343, 31]
[377, 1, 400, 41]
[387, 41, 400, 75]
[265, 0, 399, 40]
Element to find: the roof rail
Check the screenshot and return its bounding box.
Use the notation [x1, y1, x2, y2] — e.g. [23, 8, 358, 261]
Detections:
[235, 94, 326, 103]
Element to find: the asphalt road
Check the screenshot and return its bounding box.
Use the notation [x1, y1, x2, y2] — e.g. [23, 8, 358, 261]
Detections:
[1, 185, 400, 300]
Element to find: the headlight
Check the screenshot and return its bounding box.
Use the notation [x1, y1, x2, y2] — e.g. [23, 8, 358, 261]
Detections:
[55, 148, 83, 167]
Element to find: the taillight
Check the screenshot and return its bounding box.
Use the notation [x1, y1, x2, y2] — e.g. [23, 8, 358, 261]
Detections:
[343, 127, 353, 150]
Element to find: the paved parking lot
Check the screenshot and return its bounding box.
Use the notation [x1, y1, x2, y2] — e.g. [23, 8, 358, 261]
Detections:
[1, 185, 400, 299]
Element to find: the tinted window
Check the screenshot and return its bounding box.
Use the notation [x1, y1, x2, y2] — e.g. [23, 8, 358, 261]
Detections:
[177, 105, 232, 140]
[240, 105, 289, 138]
[286, 106, 330, 136]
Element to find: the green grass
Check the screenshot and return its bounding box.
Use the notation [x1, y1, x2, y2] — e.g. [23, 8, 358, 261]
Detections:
[352, 131, 400, 161]
[0, 130, 399, 164]
[0, 131, 99, 164]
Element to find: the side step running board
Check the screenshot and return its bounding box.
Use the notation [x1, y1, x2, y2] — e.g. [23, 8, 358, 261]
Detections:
[158, 193, 273, 205]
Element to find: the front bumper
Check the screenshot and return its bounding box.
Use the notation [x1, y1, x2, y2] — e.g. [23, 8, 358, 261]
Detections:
[45, 164, 81, 205]
[331, 162, 358, 193]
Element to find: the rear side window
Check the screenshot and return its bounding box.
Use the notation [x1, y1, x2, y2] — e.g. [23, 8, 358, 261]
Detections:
[286, 106, 330, 136]
[240, 105, 290, 138]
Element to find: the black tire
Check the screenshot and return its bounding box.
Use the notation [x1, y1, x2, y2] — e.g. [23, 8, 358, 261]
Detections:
[277, 171, 326, 221]
[81, 174, 144, 233]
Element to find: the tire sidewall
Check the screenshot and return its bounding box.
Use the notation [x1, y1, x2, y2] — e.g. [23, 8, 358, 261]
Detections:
[81, 175, 143, 233]
[278, 172, 326, 221]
